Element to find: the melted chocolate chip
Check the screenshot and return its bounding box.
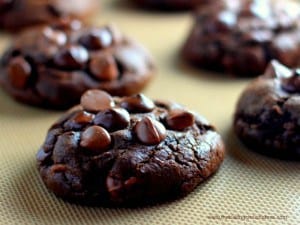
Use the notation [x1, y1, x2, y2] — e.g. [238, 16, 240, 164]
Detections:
[94, 108, 130, 132]
[53, 45, 89, 70]
[80, 90, 115, 112]
[80, 126, 111, 153]
[79, 28, 113, 50]
[166, 109, 195, 131]
[7, 56, 31, 89]
[120, 94, 155, 113]
[134, 117, 166, 145]
[89, 54, 119, 81]
[64, 111, 94, 130]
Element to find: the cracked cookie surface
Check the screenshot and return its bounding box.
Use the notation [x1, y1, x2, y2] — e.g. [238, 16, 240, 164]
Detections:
[0, 20, 155, 109]
[37, 90, 225, 206]
[234, 60, 300, 159]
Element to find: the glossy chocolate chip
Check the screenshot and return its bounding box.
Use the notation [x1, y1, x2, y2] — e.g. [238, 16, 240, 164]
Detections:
[134, 117, 166, 145]
[94, 108, 130, 132]
[53, 45, 88, 70]
[64, 111, 94, 130]
[264, 60, 292, 78]
[120, 94, 155, 113]
[281, 70, 300, 93]
[7, 56, 31, 89]
[80, 90, 115, 112]
[42, 27, 67, 46]
[79, 28, 113, 50]
[80, 125, 111, 153]
[89, 54, 119, 81]
[166, 109, 195, 131]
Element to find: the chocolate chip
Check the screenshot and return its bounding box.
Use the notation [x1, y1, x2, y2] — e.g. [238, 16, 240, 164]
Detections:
[134, 117, 166, 145]
[80, 126, 111, 153]
[94, 108, 130, 132]
[120, 94, 155, 113]
[89, 54, 119, 81]
[50, 164, 67, 173]
[42, 27, 67, 46]
[80, 90, 115, 112]
[64, 111, 94, 130]
[166, 109, 195, 131]
[79, 28, 113, 50]
[53, 45, 89, 70]
[281, 70, 300, 93]
[264, 60, 292, 78]
[7, 56, 31, 89]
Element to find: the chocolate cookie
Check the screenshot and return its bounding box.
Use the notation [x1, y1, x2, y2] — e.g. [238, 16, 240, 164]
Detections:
[182, 0, 300, 76]
[234, 60, 300, 159]
[0, 0, 98, 31]
[0, 20, 155, 109]
[132, 0, 208, 10]
[37, 90, 225, 206]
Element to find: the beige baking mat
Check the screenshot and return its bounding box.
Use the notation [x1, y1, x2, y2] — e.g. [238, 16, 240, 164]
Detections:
[0, 1, 299, 224]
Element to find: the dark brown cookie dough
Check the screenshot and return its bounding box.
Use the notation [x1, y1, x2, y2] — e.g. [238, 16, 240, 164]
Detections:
[182, 0, 300, 76]
[132, 0, 208, 10]
[0, 20, 155, 109]
[37, 90, 225, 206]
[234, 60, 300, 160]
[0, 0, 98, 31]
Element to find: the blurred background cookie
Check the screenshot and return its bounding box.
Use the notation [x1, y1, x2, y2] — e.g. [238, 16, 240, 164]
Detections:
[182, 0, 300, 76]
[0, 0, 99, 31]
[0, 20, 155, 109]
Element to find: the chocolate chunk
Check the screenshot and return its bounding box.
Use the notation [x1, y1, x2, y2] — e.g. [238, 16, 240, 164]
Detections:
[80, 90, 115, 112]
[53, 45, 89, 70]
[80, 125, 111, 153]
[134, 116, 166, 145]
[79, 28, 113, 50]
[89, 54, 119, 81]
[64, 111, 94, 130]
[94, 108, 130, 132]
[166, 109, 195, 130]
[281, 70, 300, 93]
[120, 94, 155, 113]
[7, 56, 31, 89]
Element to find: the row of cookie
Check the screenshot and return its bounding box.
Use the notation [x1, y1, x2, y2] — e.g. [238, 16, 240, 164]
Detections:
[2, 0, 300, 109]
[0, 0, 211, 31]
[36, 60, 300, 206]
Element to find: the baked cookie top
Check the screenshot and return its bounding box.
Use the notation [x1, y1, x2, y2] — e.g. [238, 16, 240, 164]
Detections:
[37, 90, 225, 205]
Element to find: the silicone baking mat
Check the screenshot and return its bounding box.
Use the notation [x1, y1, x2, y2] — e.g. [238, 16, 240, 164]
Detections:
[0, 1, 299, 224]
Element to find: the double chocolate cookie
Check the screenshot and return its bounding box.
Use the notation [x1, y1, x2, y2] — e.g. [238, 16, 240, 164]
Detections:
[234, 60, 300, 160]
[182, 0, 300, 76]
[0, 20, 155, 109]
[133, 0, 208, 10]
[37, 90, 225, 205]
[0, 0, 98, 31]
